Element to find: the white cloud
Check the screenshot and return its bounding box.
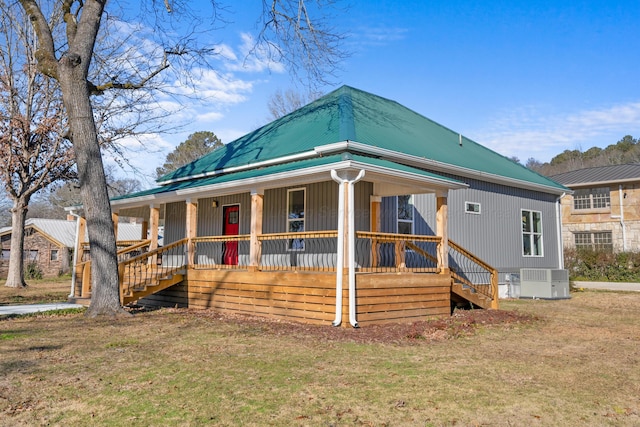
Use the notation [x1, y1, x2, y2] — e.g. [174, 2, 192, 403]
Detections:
[224, 33, 286, 74]
[472, 102, 640, 162]
[351, 26, 409, 47]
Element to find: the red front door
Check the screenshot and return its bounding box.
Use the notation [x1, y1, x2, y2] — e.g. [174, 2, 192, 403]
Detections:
[223, 205, 239, 265]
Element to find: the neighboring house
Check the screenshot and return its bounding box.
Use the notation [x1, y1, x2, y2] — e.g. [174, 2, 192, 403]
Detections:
[81, 86, 569, 325]
[551, 164, 640, 252]
[1, 217, 144, 279]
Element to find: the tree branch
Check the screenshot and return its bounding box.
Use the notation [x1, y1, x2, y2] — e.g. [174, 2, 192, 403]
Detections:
[18, 0, 58, 79]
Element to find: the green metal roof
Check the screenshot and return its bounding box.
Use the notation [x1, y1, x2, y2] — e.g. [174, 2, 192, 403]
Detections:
[113, 153, 465, 203]
[156, 85, 566, 193]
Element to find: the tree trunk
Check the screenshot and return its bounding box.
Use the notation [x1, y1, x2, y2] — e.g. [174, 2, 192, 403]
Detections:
[58, 62, 128, 317]
[4, 199, 29, 288]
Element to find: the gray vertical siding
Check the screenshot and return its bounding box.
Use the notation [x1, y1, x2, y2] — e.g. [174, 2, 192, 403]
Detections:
[164, 202, 186, 244]
[263, 180, 372, 233]
[197, 193, 251, 236]
[381, 176, 561, 273]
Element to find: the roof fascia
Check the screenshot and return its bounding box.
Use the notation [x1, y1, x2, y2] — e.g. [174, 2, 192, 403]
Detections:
[315, 141, 569, 195]
[561, 177, 640, 188]
[158, 150, 320, 186]
[112, 159, 466, 209]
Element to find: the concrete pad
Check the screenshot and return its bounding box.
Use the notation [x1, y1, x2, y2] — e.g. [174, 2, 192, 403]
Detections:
[573, 281, 640, 292]
[0, 303, 85, 316]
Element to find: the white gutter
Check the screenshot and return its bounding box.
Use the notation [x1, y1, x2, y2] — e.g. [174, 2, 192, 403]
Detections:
[113, 159, 467, 209]
[331, 169, 365, 328]
[158, 150, 319, 185]
[330, 170, 345, 327]
[611, 184, 627, 251]
[315, 141, 569, 195]
[555, 193, 566, 270]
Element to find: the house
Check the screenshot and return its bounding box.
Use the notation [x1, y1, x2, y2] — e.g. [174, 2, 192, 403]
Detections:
[1, 217, 144, 279]
[551, 163, 640, 252]
[76, 86, 569, 326]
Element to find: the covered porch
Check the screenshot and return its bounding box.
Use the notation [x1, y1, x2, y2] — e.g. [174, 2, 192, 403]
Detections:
[72, 156, 499, 326]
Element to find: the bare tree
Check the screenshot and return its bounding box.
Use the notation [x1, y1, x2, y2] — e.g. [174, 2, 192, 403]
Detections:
[267, 88, 322, 120]
[0, 4, 75, 288]
[18, 0, 346, 316]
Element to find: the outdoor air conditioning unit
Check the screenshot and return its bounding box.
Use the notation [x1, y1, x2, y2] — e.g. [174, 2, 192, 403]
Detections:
[519, 268, 570, 299]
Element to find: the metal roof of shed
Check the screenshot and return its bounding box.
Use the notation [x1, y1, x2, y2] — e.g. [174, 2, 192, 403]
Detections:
[550, 163, 640, 186]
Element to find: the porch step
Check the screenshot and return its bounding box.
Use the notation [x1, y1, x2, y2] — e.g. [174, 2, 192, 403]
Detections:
[122, 274, 184, 305]
[451, 281, 492, 309]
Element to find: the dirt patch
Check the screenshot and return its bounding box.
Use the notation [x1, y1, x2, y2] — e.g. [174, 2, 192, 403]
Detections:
[154, 306, 537, 345]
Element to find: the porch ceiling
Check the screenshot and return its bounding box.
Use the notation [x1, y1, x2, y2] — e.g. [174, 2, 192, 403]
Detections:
[111, 153, 466, 210]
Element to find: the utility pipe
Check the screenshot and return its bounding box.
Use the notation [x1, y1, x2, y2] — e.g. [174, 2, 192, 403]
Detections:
[612, 184, 627, 251]
[330, 169, 365, 328]
[555, 193, 566, 270]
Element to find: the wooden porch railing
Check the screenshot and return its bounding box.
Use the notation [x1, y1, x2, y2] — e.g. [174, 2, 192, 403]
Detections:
[448, 240, 499, 309]
[257, 231, 339, 272]
[118, 238, 188, 302]
[355, 231, 441, 273]
[192, 235, 251, 269]
[75, 232, 498, 310]
[76, 240, 152, 298]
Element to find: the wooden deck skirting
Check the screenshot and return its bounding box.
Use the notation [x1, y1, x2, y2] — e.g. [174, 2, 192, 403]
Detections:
[138, 269, 452, 326]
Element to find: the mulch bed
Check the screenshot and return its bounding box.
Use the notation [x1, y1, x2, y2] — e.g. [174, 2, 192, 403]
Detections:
[152, 307, 537, 345]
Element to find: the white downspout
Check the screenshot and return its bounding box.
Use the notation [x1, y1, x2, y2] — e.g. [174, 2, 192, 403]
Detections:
[330, 170, 345, 327]
[556, 193, 566, 270]
[613, 184, 627, 251]
[68, 211, 81, 298]
[331, 169, 365, 328]
[348, 170, 366, 328]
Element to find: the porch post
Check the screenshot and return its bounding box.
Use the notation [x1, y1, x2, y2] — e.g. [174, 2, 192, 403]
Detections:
[74, 216, 87, 297]
[112, 211, 119, 243]
[148, 204, 160, 266]
[148, 204, 160, 251]
[249, 190, 264, 271]
[436, 190, 449, 272]
[185, 199, 198, 267]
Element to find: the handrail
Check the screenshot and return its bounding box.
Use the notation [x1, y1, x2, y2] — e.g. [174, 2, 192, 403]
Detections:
[448, 239, 499, 309]
[193, 235, 250, 243]
[116, 240, 151, 255]
[258, 230, 339, 240]
[119, 238, 188, 268]
[356, 231, 441, 243]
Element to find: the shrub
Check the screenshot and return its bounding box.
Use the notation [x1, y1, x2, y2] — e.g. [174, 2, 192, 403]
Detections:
[564, 248, 640, 282]
[24, 261, 43, 280]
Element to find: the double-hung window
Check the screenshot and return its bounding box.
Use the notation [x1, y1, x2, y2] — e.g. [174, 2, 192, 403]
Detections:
[521, 209, 543, 256]
[573, 187, 610, 210]
[397, 195, 414, 234]
[287, 188, 305, 250]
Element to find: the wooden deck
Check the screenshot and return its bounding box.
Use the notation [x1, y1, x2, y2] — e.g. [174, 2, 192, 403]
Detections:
[72, 231, 498, 326]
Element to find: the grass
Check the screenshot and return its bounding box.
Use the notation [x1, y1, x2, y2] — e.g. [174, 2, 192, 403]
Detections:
[0, 276, 71, 305]
[1, 288, 639, 426]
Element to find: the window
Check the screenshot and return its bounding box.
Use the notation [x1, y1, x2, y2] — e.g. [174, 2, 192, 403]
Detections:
[1, 249, 9, 260]
[465, 201, 481, 214]
[397, 195, 414, 234]
[23, 250, 38, 261]
[573, 187, 610, 210]
[50, 249, 59, 261]
[521, 210, 543, 256]
[575, 231, 613, 251]
[287, 188, 305, 250]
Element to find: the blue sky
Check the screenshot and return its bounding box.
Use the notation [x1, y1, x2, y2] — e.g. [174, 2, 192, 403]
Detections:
[112, 0, 640, 186]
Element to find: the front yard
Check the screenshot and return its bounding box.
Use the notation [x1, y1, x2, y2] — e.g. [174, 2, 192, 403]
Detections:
[1, 284, 639, 426]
